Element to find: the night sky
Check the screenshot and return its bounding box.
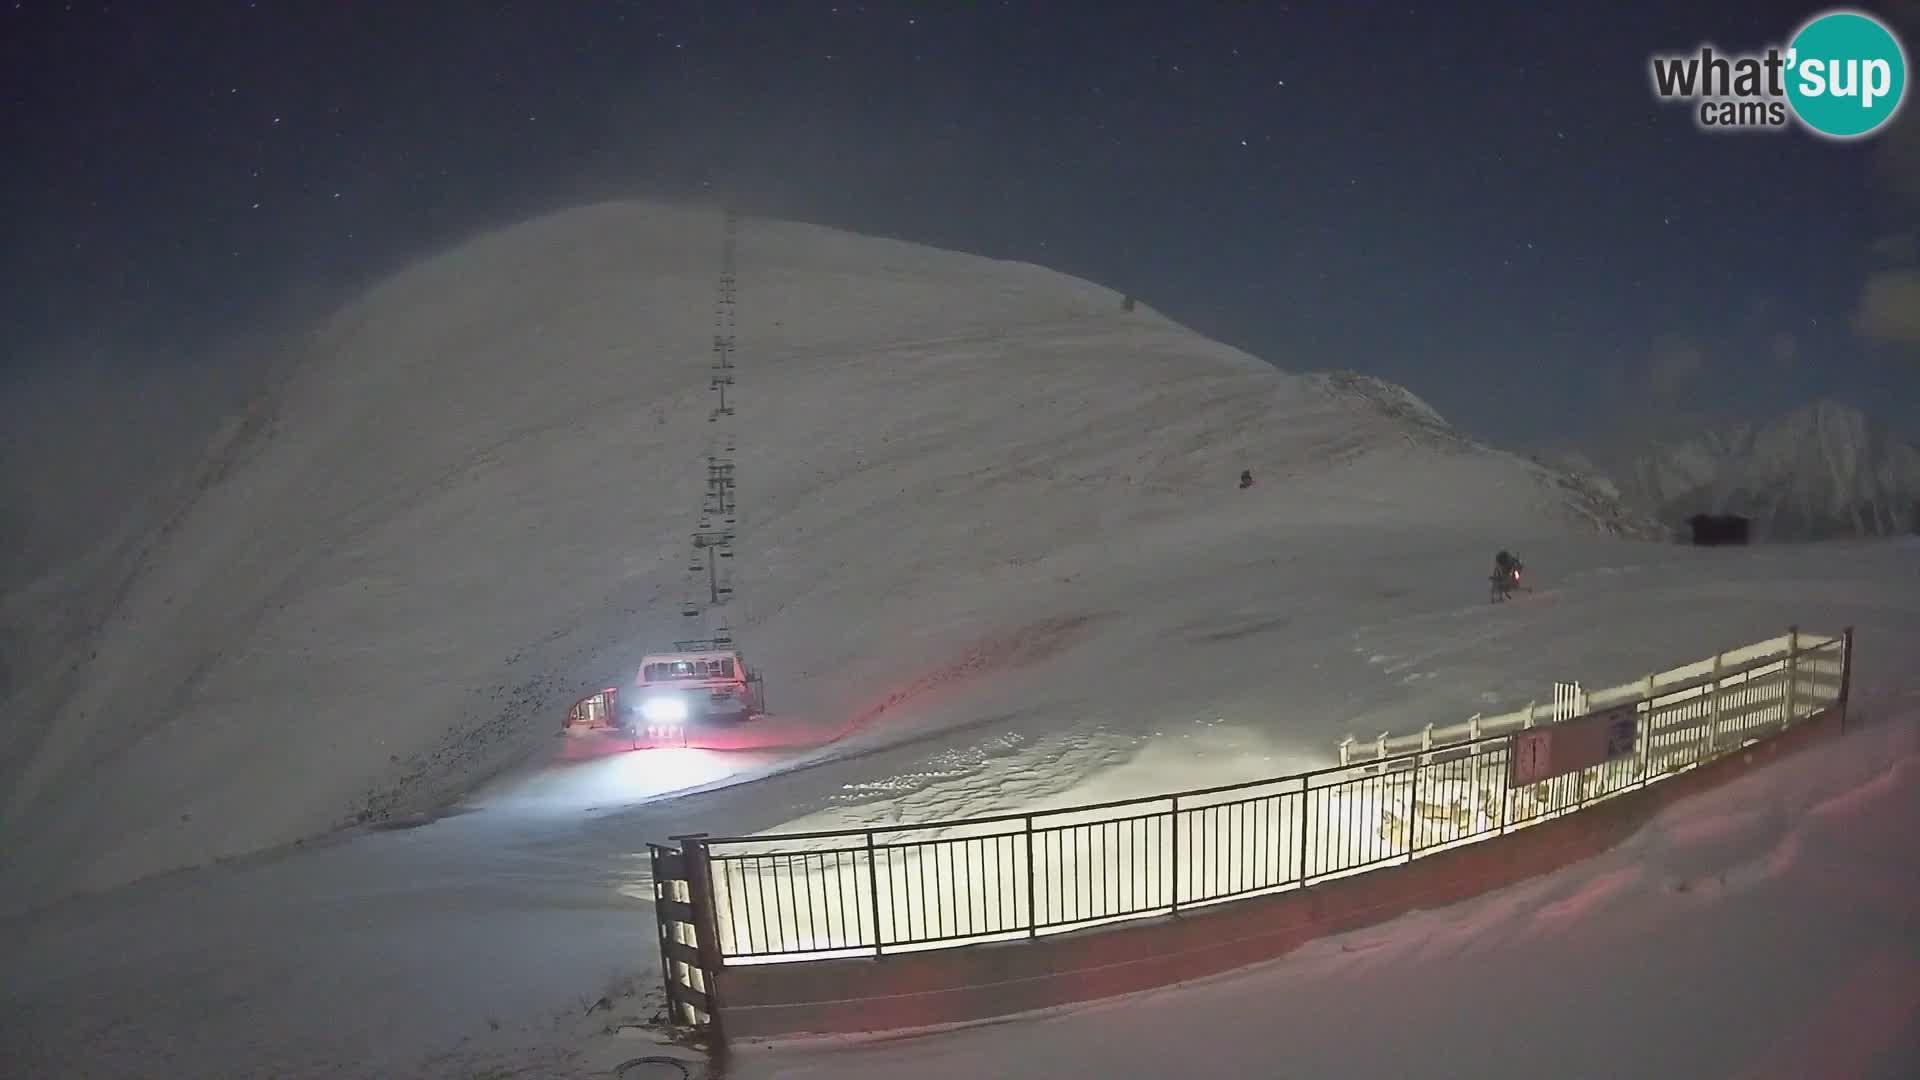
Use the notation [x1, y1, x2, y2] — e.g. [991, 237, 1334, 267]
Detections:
[5, 0, 1918, 448]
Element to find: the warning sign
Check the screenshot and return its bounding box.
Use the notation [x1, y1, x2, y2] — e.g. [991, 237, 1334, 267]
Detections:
[1508, 704, 1638, 787]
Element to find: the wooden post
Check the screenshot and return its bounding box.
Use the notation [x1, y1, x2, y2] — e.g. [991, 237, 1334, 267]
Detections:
[1338, 735, 1355, 767]
[676, 835, 730, 1057]
[649, 845, 689, 1025]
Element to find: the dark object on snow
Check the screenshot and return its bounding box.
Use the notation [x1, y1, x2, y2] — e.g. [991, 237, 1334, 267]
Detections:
[1490, 550, 1526, 603]
[1239, 469, 1254, 489]
[1122, 293, 1137, 312]
[1688, 513, 1750, 546]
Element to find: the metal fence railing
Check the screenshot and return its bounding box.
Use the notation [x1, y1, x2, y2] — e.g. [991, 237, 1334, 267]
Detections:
[672, 628, 1849, 965]
[1339, 628, 1835, 763]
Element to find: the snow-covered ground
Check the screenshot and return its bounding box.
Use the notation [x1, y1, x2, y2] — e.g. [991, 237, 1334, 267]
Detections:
[3, 538, 1914, 1079]
[2, 202, 1916, 1077]
[730, 691, 1920, 1080]
[0, 199, 1641, 917]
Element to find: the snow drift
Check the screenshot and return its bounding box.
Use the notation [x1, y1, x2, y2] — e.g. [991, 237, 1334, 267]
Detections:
[0, 200, 1654, 915]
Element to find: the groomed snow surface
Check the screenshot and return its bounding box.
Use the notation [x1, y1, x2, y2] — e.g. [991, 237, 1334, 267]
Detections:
[732, 692, 1920, 1080]
[2, 202, 1917, 1077]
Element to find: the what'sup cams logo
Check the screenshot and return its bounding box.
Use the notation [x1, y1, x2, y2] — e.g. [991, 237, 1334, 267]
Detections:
[1650, 8, 1908, 138]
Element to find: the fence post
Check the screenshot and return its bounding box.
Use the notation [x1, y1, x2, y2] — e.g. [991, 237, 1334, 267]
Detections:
[1782, 625, 1800, 724]
[1338, 735, 1354, 766]
[865, 831, 882, 955]
[650, 845, 691, 1027]
[1406, 754, 1420, 859]
[678, 835, 729, 1053]
[1640, 672, 1658, 772]
[1296, 783, 1310, 883]
[1839, 626, 1855, 730]
[1169, 795, 1182, 913]
[1705, 650, 1725, 753]
[1635, 699, 1651, 787]
[1499, 736, 1512, 834]
[1023, 816, 1037, 935]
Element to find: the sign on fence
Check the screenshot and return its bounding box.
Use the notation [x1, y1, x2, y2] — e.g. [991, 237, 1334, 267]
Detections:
[1509, 704, 1638, 787]
[674, 629, 1846, 991]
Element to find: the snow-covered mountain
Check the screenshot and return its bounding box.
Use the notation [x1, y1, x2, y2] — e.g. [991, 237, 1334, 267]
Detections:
[0, 199, 1659, 914]
[2, 200, 1914, 1079]
[1550, 401, 1920, 542]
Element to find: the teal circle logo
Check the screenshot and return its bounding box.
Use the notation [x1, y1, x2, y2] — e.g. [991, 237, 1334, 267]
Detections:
[1785, 9, 1908, 139]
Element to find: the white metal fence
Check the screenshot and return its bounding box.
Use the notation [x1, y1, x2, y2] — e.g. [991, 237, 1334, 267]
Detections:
[676, 628, 1849, 964]
[1340, 629, 1837, 763]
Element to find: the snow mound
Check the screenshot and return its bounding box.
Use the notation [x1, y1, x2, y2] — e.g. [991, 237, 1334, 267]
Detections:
[0, 199, 1650, 914]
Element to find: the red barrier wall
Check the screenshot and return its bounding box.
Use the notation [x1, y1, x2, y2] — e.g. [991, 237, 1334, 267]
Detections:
[715, 703, 1845, 1039]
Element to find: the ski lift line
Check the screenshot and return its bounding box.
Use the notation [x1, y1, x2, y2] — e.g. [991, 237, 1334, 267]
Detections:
[685, 213, 742, 625]
[685, 206, 747, 639]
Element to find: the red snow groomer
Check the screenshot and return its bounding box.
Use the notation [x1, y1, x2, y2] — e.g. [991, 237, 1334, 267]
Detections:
[565, 639, 767, 739]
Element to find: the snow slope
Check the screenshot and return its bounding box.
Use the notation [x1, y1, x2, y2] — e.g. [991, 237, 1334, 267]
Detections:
[1555, 400, 1920, 541]
[4, 536, 1915, 1079]
[0, 200, 1650, 916]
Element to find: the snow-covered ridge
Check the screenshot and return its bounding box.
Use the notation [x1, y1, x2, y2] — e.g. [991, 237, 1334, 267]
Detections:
[1302, 371, 1662, 539]
[1556, 400, 1920, 541]
[1303, 371, 1457, 436]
